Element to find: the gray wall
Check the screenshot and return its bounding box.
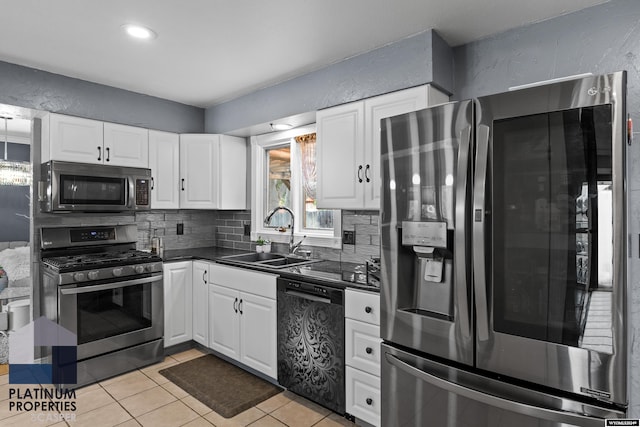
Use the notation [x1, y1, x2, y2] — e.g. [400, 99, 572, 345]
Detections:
[452, 0, 640, 124]
[0, 60, 204, 133]
[205, 30, 454, 134]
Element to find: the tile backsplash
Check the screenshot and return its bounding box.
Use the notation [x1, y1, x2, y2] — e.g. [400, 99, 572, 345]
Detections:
[214, 209, 380, 265]
[37, 208, 380, 265]
[135, 210, 218, 250]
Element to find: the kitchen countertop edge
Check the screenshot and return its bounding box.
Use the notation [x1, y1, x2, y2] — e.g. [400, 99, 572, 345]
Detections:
[162, 246, 380, 293]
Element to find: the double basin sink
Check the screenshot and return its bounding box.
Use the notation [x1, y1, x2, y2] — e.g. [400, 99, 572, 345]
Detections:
[219, 252, 319, 270]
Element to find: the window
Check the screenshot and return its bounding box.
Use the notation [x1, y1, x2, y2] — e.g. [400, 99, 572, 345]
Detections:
[252, 125, 341, 248]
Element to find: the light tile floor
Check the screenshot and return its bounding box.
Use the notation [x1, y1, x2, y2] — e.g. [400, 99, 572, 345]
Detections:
[0, 348, 358, 427]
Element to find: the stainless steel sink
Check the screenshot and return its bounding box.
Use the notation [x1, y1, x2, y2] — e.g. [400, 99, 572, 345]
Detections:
[219, 252, 319, 269]
[222, 252, 284, 263]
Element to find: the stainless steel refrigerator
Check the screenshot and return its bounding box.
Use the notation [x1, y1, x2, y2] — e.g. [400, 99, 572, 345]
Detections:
[380, 72, 628, 426]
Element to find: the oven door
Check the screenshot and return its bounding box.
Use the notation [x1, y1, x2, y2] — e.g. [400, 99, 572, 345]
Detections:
[58, 273, 163, 360]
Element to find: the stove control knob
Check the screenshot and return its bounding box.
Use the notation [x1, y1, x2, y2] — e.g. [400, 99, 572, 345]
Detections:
[73, 272, 86, 282]
[112, 268, 123, 277]
[88, 271, 99, 281]
[134, 265, 145, 274]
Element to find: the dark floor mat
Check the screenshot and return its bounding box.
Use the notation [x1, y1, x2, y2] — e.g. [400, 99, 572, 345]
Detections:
[159, 354, 282, 418]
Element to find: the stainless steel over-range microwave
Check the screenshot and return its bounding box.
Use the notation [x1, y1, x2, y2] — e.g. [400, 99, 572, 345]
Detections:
[40, 161, 151, 212]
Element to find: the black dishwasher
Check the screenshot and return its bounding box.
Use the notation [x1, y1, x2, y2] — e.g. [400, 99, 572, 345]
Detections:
[277, 277, 345, 414]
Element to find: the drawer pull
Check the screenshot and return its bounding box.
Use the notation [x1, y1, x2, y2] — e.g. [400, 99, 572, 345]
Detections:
[365, 306, 372, 314]
[365, 347, 373, 354]
[366, 398, 373, 406]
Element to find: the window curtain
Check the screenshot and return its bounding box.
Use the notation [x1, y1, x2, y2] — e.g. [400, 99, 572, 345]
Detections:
[295, 133, 317, 200]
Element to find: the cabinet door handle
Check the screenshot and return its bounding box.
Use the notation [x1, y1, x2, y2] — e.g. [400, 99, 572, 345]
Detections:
[97, 146, 102, 161]
[357, 165, 363, 183]
[105, 147, 110, 162]
[365, 347, 373, 354]
[233, 297, 238, 313]
[365, 306, 372, 314]
[239, 299, 243, 315]
[151, 177, 154, 190]
[365, 164, 371, 183]
[203, 270, 207, 284]
[366, 398, 373, 406]
[181, 178, 185, 191]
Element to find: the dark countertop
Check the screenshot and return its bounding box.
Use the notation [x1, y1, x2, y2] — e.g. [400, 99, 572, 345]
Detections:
[162, 246, 380, 293]
[162, 246, 246, 262]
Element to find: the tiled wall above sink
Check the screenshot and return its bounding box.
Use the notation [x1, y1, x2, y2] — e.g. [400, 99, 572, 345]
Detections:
[215, 210, 380, 265]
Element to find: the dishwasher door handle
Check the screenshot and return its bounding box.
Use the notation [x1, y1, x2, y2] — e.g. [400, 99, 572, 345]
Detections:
[285, 289, 332, 304]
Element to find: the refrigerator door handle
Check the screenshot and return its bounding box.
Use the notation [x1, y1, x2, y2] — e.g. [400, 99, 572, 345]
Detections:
[473, 123, 490, 341]
[385, 352, 604, 427]
[455, 124, 472, 339]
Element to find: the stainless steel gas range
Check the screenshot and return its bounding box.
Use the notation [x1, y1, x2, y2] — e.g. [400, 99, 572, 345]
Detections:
[40, 224, 163, 387]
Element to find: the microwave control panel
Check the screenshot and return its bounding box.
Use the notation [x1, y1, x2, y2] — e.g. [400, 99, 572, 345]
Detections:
[135, 179, 150, 206]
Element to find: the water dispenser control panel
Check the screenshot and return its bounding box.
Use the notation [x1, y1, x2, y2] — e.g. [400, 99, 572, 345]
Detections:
[401, 221, 447, 248]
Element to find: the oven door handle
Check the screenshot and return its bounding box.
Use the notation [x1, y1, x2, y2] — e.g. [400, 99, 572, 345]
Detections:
[60, 275, 163, 295]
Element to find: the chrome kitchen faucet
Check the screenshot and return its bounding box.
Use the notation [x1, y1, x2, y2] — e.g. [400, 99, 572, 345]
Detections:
[263, 206, 306, 254]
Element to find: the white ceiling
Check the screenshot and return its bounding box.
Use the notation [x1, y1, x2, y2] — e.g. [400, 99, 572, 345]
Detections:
[0, 0, 608, 109]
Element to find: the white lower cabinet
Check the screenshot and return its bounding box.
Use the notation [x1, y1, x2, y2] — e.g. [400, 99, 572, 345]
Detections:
[209, 284, 241, 359]
[345, 289, 381, 426]
[163, 261, 193, 347]
[192, 260, 210, 347]
[345, 319, 382, 377]
[346, 367, 381, 425]
[238, 292, 277, 376]
[208, 264, 278, 379]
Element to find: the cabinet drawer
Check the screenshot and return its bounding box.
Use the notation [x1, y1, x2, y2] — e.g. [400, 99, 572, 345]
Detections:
[345, 319, 381, 376]
[345, 289, 380, 325]
[209, 263, 278, 299]
[346, 366, 381, 427]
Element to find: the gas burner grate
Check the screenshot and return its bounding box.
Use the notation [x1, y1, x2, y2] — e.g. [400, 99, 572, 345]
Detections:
[42, 250, 161, 272]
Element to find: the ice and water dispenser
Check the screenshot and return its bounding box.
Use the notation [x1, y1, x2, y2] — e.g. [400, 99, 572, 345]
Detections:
[401, 220, 454, 320]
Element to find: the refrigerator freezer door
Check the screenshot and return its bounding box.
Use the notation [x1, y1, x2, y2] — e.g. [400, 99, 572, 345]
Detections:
[475, 71, 627, 405]
[380, 100, 474, 365]
[381, 343, 625, 427]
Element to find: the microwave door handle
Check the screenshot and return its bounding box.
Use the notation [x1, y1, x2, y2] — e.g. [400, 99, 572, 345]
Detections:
[454, 122, 472, 339]
[473, 123, 490, 341]
[59, 275, 162, 295]
[127, 177, 134, 208]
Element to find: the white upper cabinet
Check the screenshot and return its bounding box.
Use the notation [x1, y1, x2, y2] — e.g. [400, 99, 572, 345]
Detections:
[180, 134, 217, 209]
[103, 122, 149, 167]
[179, 134, 247, 210]
[217, 135, 248, 209]
[47, 113, 104, 165]
[44, 113, 149, 168]
[149, 130, 180, 209]
[317, 85, 449, 210]
[316, 102, 365, 210]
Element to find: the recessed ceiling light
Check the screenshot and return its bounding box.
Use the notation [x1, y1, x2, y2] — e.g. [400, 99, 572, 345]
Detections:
[121, 24, 157, 40]
[271, 123, 293, 131]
